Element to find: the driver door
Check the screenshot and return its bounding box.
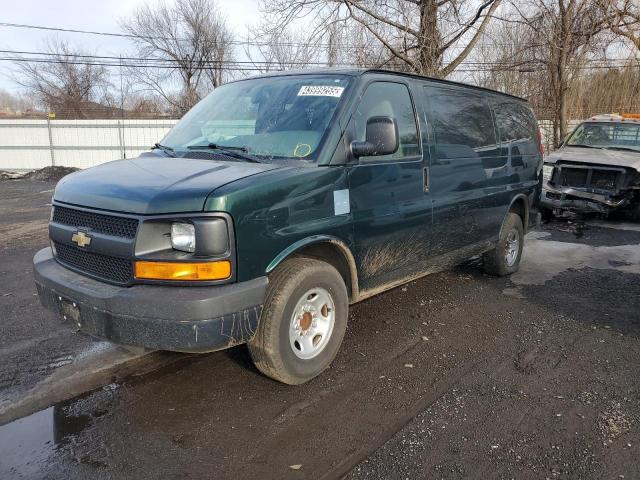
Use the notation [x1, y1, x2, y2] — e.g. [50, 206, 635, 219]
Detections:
[346, 80, 432, 294]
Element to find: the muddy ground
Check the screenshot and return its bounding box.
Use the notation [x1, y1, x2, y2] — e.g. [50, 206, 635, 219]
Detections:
[0, 179, 639, 479]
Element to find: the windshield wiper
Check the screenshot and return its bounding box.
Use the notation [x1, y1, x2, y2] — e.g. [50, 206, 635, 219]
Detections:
[605, 146, 639, 153]
[186, 143, 261, 163]
[569, 144, 602, 149]
[152, 143, 175, 157]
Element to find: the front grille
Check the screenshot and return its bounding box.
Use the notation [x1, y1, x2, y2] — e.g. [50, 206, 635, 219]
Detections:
[53, 206, 139, 239]
[556, 166, 620, 192]
[54, 241, 133, 284]
[559, 168, 588, 188]
[591, 170, 618, 191]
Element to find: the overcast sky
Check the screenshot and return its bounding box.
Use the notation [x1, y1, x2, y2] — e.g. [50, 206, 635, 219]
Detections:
[0, 0, 261, 92]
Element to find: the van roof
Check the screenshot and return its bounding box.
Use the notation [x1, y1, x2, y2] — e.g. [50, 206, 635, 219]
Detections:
[235, 67, 528, 102]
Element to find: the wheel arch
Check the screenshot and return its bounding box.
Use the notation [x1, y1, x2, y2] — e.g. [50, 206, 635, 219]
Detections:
[507, 194, 529, 232]
[266, 236, 359, 302]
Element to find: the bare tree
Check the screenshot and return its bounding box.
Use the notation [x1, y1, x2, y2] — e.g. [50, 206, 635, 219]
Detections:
[245, 27, 322, 73]
[325, 21, 397, 69]
[0, 89, 36, 114]
[471, 19, 546, 98]
[600, 0, 640, 50]
[571, 59, 640, 115]
[248, 17, 392, 72]
[122, 0, 234, 114]
[259, 0, 503, 77]
[126, 93, 167, 118]
[503, 1, 609, 146]
[12, 38, 111, 118]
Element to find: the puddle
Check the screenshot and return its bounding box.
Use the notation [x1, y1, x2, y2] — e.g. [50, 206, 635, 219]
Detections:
[0, 401, 93, 477]
[513, 232, 640, 285]
[73, 341, 119, 361]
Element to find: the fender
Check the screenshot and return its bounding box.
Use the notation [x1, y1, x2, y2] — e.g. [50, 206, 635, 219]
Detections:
[266, 235, 360, 301]
[507, 193, 530, 232]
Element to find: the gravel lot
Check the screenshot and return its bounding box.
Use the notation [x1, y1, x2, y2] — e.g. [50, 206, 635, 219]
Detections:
[0, 178, 639, 479]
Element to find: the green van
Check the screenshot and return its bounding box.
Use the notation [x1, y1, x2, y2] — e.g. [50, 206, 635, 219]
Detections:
[33, 69, 543, 384]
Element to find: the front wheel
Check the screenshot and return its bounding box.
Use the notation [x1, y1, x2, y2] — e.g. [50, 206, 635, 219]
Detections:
[483, 212, 524, 276]
[248, 257, 348, 385]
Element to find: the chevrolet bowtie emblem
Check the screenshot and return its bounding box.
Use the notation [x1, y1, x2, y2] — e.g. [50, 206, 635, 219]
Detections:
[71, 231, 92, 248]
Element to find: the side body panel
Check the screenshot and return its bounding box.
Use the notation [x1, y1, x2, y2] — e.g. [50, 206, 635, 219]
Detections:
[422, 82, 541, 253]
[489, 98, 543, 231]
[205, 166, 352, 283]
[422, 83, 503, 254]
[343, 76, 432, 294]
[206, 73, 542, 304]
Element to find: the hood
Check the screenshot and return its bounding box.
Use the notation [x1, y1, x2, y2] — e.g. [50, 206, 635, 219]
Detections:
[54, 155, 282, 214]
[547, 146, 640, 172]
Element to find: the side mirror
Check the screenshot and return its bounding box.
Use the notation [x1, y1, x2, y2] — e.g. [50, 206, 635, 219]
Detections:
[351, 116, 399, 158]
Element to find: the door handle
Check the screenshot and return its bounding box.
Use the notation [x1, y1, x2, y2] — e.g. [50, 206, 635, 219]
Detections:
[423, 167, 430, 192]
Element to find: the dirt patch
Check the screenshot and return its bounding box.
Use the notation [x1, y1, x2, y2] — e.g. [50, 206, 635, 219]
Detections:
[598, 401, 634, 440]
[0, 166, 78, 182]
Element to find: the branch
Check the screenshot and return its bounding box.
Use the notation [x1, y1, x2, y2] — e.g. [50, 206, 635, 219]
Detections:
[341, 0, 420, 38]
[344, 1, 417, 70]
[441, 0, 502, 77]
[441, 0, 500, 52]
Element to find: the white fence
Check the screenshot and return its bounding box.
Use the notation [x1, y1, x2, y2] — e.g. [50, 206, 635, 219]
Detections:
[0, 119, 178, 170]
[0, 117, 578, 171]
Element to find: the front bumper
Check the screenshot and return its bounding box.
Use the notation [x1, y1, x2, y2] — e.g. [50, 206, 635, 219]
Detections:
[540, 183, 627, 214]
[33, 247, 267, 353]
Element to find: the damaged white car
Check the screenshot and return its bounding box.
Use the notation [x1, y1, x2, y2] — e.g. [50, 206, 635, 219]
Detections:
[541, 114, 640, 219]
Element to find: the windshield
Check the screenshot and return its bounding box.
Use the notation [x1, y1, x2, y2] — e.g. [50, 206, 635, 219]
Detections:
[162, 75, 352, 161]
[567, 122, 640, 152]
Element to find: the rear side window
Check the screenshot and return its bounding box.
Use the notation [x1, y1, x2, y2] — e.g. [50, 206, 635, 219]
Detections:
[493, 102, 539, 156]
[426, 87, 496, 158]
[353, 81, 420, 161]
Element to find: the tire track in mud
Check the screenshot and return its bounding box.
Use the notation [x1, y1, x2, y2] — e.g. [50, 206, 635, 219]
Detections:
[316, 358, 496, 480]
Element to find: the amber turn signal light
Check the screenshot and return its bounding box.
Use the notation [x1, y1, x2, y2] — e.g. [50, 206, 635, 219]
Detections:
[134, 260, 231, 281]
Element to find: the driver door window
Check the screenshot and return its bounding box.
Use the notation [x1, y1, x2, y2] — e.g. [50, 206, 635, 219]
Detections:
[353, 82, 420, 162]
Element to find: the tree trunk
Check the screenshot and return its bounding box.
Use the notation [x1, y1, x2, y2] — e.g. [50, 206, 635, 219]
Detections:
[557, 0, 571, 146]
[558, 83, 568, 143]
[418, 0, 441, 76]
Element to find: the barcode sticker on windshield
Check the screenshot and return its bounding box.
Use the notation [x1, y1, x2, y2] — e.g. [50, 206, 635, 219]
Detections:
[298, 85, 344, 97]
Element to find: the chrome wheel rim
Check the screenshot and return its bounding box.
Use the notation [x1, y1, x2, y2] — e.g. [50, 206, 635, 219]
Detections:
[289, 287, 335, 360]
[505, 229, 520, 267]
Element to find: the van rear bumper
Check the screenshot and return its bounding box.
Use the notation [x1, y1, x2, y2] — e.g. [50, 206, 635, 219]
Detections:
[33, 247, 267, 353]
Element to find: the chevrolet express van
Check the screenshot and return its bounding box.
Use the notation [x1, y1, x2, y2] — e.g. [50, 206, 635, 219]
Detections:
[34, 69, 543, 384]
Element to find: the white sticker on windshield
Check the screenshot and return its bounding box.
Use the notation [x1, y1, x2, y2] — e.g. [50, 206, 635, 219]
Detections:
[298, 85, 344, 97]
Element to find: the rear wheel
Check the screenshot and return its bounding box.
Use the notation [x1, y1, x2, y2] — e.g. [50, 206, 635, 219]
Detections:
[483, 212, 524, 276]
[248, 257, 348, 385]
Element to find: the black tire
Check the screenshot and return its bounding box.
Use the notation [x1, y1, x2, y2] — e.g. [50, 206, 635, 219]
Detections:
[483, 212, 524, 276]
[247, 256, 348, 385]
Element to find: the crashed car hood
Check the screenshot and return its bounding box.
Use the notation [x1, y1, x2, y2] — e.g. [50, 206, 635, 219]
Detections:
[547, 146, 640, 172]
[53, 155, 282, 214]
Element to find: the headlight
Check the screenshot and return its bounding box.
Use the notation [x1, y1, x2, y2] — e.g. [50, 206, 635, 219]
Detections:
[543, 164, 554, 182]
[171, 222, 195, 253]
